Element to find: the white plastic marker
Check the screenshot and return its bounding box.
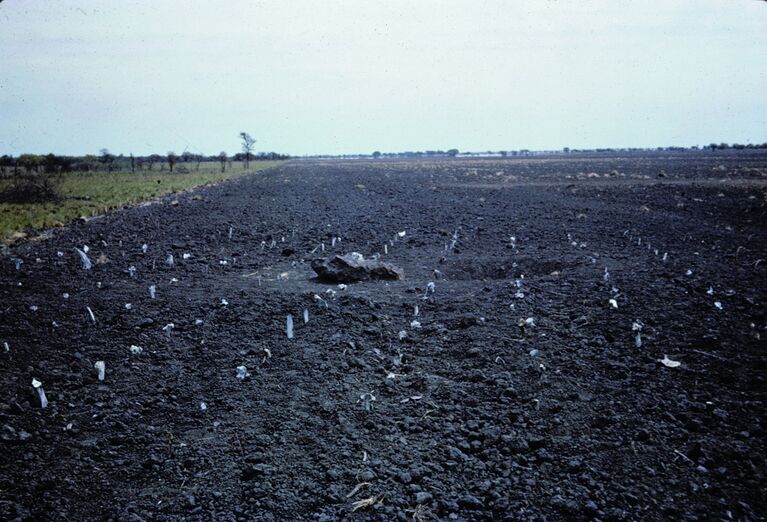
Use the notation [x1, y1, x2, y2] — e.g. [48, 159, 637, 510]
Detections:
[287, 315, 294, 339]
[75, 248, 92, 270]
[166, 254, 174, 267]
[94, 361, 105, 381]
[87, 306, 96, 323]
[659, 355, 681, 368]
[163, 323, 174, 337]
[32, 378, 48, 408]
[303, 309, 309, 323]
[236, 366, 250, 381]
[142, 243, 148, 254]
[632, 320, 643, 348]
[149, 285, 156, 299]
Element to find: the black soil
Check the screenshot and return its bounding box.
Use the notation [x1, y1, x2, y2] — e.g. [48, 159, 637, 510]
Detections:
[1, 152, 766, 521]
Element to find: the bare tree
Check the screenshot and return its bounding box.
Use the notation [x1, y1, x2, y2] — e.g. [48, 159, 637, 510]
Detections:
[218, 151, 227, 173]
[99, 148, 115, 172]
[167, 151, 177, 172]
[239, 132, 256, 169]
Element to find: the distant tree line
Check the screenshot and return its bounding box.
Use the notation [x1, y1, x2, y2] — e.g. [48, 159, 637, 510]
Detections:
[0, 150, 290, 175]
[348, 143, 767, 160]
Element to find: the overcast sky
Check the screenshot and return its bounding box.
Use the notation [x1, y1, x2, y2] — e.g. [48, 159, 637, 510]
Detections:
[0, 1, 765, 156]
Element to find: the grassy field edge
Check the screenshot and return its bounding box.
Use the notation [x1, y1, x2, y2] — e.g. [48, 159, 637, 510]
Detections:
[0, 160, 284, 242]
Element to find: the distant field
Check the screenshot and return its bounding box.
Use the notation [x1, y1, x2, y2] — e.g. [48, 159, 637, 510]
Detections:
[0, 160, 283, 240]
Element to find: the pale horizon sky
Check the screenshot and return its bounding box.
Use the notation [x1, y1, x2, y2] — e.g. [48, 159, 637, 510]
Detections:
[1, 0, 765, 156]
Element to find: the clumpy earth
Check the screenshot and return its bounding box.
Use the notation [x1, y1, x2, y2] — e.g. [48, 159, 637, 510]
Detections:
[1, 152, 766, 521]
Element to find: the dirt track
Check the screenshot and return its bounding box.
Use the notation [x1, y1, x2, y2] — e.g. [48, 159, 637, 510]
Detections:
[1, 153, 766, 521]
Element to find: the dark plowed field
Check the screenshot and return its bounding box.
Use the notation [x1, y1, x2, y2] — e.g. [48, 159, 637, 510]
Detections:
[1, 153, 766, 521]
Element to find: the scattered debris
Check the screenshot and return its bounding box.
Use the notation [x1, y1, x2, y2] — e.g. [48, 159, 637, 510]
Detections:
[346, 482, 371, 499]
[236, 366, 250, 381]
[659, 355, 681, 368]
[351, 494, 383, 512]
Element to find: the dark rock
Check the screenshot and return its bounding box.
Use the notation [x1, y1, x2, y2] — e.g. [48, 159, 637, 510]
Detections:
[415, 491, 433, 504]
[134, 318, 154, 328]
[241, 463, 270, 481]
[444, 314, 482, 330]
[311, 254, 404, 283]
[446, 445, 467, 460]
[458, 494, 483, 509]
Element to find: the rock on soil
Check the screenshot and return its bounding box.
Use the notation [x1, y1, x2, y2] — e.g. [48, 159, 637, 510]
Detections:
[311, 253, 404, 283]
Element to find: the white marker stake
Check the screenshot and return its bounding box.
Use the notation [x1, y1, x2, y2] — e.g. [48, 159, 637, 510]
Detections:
[287, 315, 294, 339]
[94, 361, 105, 381]
[32, 378, 48, 408]
[75, 248, 92, 270]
